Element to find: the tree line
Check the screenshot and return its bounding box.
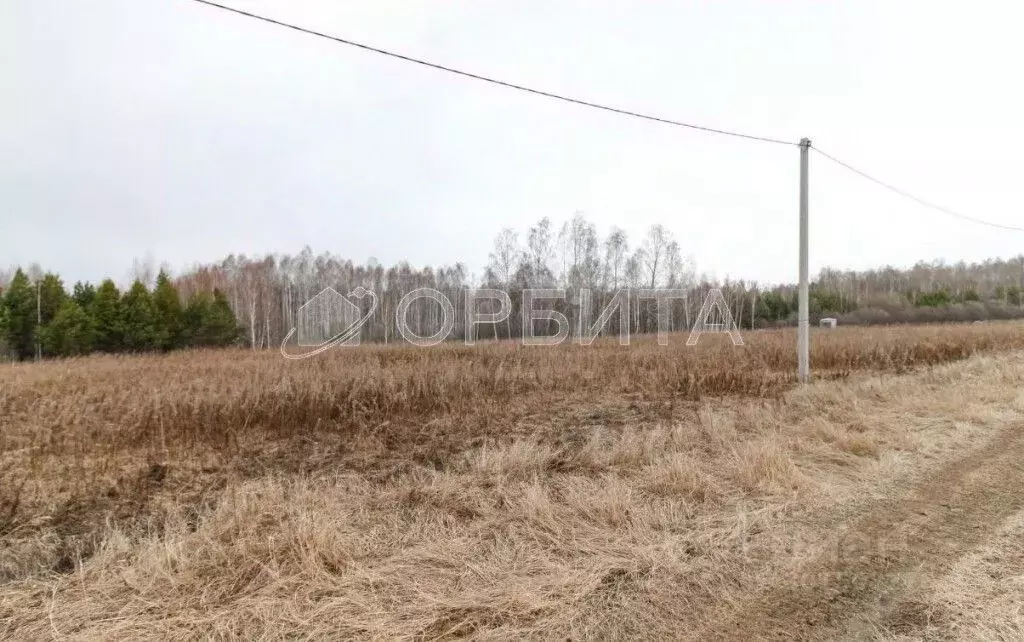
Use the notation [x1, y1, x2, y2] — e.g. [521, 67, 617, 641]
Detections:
[163, 213, 1024, 345]
[165, 216, 706, 348]
[3, 212, 1023, 359]
[0, 269, 239, 360]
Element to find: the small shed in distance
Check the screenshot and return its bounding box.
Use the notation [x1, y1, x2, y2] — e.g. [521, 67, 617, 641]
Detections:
[819, 317, 837, 329]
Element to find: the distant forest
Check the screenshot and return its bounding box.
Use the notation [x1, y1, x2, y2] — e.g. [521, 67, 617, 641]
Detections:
[2, 213, 1023, 359]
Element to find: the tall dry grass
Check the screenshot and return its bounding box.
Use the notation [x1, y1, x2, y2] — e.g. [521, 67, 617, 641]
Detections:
[4, 323, 1021, 453]
[2, 322, 1024, 638]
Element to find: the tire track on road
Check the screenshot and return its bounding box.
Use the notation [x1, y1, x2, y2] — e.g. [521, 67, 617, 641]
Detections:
[703, 421, 1024, 641]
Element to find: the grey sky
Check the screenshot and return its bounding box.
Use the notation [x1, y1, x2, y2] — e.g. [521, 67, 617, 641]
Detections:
[3, 0, 1022, 286]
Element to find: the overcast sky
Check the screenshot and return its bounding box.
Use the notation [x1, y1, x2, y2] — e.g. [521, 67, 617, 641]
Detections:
[3, 0, 1022, 286]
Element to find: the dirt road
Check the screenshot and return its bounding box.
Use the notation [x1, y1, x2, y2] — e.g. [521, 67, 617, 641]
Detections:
[707, 420, 1024, 640]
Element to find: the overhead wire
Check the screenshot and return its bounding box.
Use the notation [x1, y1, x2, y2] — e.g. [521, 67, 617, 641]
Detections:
[188, 0, 797, 146]
[190, 0, 1023, 233]
[813, 146, 1024, 233]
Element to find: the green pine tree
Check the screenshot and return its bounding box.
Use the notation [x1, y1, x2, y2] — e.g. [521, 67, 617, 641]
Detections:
[71, 282, 96, 309]
[208, 289, 241, 346]
[152, 271, 184, 350]
[182, 289, 240, 348]
[38, 273, 67, 326]
[91, 279, 124, 352]
[1, 269, 37, 360]
[40, 300, 97, 357]
[0, 302, 8, 357]
[121, 280, 162, 352]
[182, 292, 212, 348]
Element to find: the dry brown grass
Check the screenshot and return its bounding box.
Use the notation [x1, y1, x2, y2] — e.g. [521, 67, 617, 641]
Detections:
[878, 508, 1024, 640]
[2, 322, 1024, 639]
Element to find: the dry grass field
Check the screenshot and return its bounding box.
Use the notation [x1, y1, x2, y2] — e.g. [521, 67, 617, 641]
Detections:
[3, 322, 1024, 639]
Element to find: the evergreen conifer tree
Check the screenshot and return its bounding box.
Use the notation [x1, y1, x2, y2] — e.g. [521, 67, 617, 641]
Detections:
[152, 271, 184, 350]
[182, 289, 240, 347]
[71, 282, 96, 309]
[0, 269, 36, 359]
[208, 288, 240, 346]
[121, 280, 163, 351]
[183, 292, 212, 347]
[38, 274, 67, 326]
[40, 301, 96, 356]
[91, 279, 124, 352]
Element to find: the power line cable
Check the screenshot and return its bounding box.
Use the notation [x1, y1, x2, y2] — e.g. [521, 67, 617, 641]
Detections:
[813, 146, 1024, 232]
[189, 0, 1022, 233]
[188, 0, 796, 146]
